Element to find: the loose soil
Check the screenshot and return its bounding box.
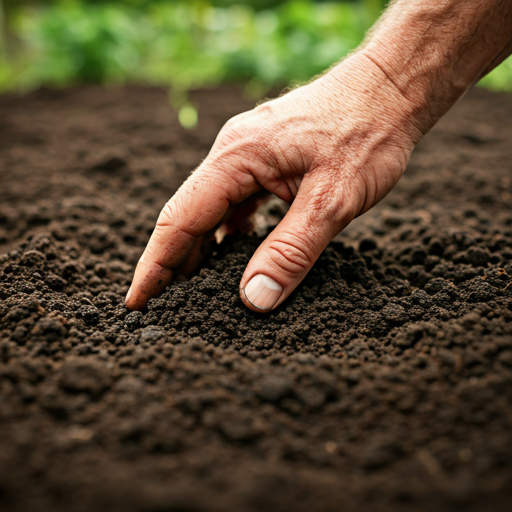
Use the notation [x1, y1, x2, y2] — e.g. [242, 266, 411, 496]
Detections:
[1, 84, 512, 512]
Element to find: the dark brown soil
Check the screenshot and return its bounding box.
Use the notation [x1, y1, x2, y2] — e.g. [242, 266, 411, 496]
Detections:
[1, 84, 512, 512]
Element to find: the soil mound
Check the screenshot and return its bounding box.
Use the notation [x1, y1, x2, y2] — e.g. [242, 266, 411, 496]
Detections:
[1, 85, 512, 512]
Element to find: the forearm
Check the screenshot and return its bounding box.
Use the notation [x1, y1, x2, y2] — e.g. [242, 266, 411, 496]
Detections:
[343, 0, 512, 135]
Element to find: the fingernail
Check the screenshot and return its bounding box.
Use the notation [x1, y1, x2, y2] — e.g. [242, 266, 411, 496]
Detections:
[244, 274, 283, 310]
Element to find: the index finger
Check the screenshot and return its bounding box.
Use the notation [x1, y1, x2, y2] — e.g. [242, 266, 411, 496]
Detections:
[125, 162, 257, 310]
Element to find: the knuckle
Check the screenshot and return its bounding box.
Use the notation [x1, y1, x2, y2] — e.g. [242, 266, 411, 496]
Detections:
[219, 112, 251, 142]
[220, 122, 240, 141]
[254, 96, 280, 117]
[266, 238, 313, 275]
[253, 102, 273, 116]
[216, 107, 280, 166]
[222, 116, 237, 131]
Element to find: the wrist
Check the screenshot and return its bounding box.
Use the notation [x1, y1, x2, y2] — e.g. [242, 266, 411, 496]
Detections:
[323, 51, 429, 146]
[358, 0, 512, 134]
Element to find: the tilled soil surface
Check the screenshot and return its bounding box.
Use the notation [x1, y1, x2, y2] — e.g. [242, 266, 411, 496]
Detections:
[1, 85, 512, 512]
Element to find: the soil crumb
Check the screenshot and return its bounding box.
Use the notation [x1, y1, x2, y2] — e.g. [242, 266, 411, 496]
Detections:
[1, 85, 512, 512]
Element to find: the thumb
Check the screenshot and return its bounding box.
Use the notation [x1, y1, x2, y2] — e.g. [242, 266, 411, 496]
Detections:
[240, 174, 354, 312]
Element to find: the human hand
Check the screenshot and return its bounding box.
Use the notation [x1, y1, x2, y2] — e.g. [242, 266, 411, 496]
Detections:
[125, 51, 426, 313]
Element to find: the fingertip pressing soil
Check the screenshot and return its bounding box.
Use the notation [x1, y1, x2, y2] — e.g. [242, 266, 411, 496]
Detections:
[1, 85, 512, 512]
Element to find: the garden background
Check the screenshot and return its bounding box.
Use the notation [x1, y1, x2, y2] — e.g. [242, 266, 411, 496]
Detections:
[1, 0, 512, 128]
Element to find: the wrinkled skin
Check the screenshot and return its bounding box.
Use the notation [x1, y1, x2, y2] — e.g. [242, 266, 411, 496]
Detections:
[125, 52, 425, 312]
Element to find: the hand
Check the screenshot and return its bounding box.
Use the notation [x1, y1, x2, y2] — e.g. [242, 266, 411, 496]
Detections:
[125, 51, 424, 313]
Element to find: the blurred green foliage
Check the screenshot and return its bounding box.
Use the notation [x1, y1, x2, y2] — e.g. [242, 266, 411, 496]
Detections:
[0, 0, 511, 100]
[0, 0, 368, 94]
